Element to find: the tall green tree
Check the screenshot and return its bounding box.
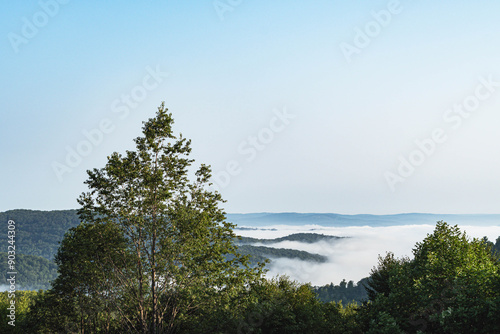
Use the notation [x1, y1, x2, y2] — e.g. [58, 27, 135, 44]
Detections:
[360, 221, 500, 333]
[71, 103, 263, 333]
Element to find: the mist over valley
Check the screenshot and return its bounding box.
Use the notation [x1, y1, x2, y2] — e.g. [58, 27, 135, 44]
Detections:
[230, 213, 500, 286]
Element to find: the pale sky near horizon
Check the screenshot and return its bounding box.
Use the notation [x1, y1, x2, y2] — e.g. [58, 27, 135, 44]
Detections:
[2, 1, 500, 214]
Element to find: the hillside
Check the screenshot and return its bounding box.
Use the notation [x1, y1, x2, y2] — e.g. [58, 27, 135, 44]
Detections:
[0, 252, 57, 290]
[238, 233, 344, 245]
[1, 209, 80, 260]
[237, 245, 327, 264]
[234, 233, 342, 265]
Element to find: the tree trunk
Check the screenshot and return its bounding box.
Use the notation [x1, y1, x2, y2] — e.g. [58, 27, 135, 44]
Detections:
[151, 230, 156, 334]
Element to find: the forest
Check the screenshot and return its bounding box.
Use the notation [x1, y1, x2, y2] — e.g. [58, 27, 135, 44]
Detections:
[0, 252, 57, 290]
[2, 106, 500, 333]
[0, 209, 80, 260]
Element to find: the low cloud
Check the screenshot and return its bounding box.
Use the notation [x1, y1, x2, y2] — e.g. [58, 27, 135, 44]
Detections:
[238, 224, 500, 286]
[0, 284, 11, 292]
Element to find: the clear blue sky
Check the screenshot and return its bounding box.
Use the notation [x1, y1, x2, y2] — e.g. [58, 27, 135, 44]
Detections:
[2, 0, 500, 214]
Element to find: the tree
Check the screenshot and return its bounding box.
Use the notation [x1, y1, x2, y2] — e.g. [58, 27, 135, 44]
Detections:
[49, 222, 132, 332]
[409, 222, 500, 333]
[24, 289, 77, 333]
[237, 276, 326, 334]
[365, 252, 409, 302]
[360, 221, 500, 333]
[0, 291, 39, 333]
[233, 276, 363, 334]
[481, 235, 500, 259]
[66, 103, 263, 333]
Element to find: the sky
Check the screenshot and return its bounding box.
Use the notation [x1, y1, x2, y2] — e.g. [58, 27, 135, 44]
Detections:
[1, 0, 500, 214]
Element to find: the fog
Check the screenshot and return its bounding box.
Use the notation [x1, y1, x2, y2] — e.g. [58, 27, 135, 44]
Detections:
[237, 224, 500, 286]
[1, 224, 498, 292]
[0, 285, 11, 292]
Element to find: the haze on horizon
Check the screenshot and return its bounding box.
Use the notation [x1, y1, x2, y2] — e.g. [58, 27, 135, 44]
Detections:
[2, 1, 500, 215]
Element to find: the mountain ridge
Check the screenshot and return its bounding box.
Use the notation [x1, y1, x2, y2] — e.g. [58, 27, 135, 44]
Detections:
[227, 212, 500, 227]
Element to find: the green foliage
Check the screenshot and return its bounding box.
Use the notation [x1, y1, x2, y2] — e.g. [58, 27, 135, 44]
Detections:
[238, 276, 327, 334]
[360, 221, 500, 333]
[366, 312, 403, 334]
[24, 289, 77, 333]
[481, 235, 500, 259]
[495, 236, 500, 255]
[51, 222, 131, 332]
[0, 209, 80, 260]
[314, 278, 369, 305]
[0, 291, 39, 333]
[365, 252, 409, 302]
[35, 104, 265, 333]
[0, 253, 57, 290]
[320, 301, 362, 334]
[233, 276, 362, 334]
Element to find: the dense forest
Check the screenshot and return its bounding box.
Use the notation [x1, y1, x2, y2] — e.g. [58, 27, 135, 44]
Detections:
[0, 252, 57, 290]
[0, 209, 80, 260]
[482, 235, 500, 256]
[313, 278, 369, 305]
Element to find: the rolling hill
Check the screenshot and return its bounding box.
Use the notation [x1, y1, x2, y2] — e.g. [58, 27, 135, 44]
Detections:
[228, 212, 500, 227]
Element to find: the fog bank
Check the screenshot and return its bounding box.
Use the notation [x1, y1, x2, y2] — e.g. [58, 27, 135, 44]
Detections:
[237, 224, 500, 286]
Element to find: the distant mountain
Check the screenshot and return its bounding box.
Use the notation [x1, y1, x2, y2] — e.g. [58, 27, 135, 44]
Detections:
[237, 233, 344, 245]
[234, 233, 341, 265]
[227, 212, 500, 227]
